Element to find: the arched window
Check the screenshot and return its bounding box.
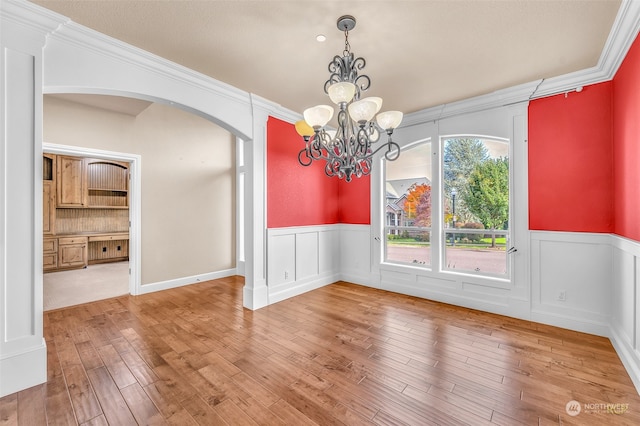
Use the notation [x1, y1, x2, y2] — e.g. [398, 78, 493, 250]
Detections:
[379, 103, 526, 287]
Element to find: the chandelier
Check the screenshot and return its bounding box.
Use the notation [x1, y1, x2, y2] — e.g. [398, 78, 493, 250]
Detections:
[295, 15, 403, 182]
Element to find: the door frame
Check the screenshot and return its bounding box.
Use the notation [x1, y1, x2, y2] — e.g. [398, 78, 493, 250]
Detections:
[42, 143, 142, 296]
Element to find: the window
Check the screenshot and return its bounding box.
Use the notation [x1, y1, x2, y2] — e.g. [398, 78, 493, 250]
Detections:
[442, 136, 510, 277]
[384, 140, 432, 266]
[383, 135, 511, 279]
[378, 104, 526, 289]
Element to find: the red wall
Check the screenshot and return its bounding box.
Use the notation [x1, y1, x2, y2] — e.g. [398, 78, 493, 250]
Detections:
[266, 117, 339, 228]
[337, 176, 370, 224]
[266, 117, 371, 228]
[528, 82, 613, 232]
[613, 33, 640, 241]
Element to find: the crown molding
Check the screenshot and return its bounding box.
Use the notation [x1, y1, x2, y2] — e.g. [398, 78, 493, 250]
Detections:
[250, 93, 301, 124]
[403, 0, 640, 127]
[531, 0, 640, 99]
[0, 0, 66, 37]
[402, 80, 539, 127]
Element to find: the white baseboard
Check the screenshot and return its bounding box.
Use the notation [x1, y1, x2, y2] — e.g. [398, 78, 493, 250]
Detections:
[0, 339, 47, 398]
[530, 310, 611, 337]
[268, 273, 339, 305]
[610, 325, 640, 394]
[138, 268, 237, 295]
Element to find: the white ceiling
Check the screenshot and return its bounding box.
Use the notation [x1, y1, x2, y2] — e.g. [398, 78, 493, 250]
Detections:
[32, 0, 622, 116]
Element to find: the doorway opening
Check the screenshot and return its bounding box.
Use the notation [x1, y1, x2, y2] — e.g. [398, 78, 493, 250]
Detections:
[42, 144, 141, 310]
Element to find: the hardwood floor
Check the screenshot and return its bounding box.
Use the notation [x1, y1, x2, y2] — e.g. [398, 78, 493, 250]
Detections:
[1, 277, 639, 425]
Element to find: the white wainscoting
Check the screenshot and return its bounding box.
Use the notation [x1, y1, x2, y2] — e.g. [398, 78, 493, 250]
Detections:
[609, 235, 640, 393]
[338, 224, 375, 286]
[530, 231, 613, 336]
[267, 225, 340, 304]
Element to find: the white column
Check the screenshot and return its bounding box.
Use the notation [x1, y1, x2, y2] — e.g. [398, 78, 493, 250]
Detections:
[0, 0, 60, 397]
[242, 100, 269, 309]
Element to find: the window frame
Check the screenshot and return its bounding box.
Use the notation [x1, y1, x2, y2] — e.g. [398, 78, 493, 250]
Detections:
[440, 134, 512, 280]
[382, 138, 434, 268]
[372, 103, 528, 293]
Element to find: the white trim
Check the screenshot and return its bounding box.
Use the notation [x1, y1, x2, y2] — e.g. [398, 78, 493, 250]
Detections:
[533, 0, 640, 100]
[0, 339, 47, 397]
[268, 273, 340, 305]
[268, 224, 337, 236]
[611, 323, 640, 394]
[42, 143, 142, 296]
[609, 233, 640, 394]
[138, 268, 237, 295]
[612, 233, 640, 257]
[530, 310, 611, 337]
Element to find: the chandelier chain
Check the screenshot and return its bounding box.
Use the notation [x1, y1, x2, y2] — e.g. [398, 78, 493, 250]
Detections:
[343, 27, 351, 57]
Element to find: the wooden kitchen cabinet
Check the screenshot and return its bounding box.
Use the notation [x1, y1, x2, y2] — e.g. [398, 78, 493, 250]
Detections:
[43, 152, 130, 272]
[43, 153, 56, 235]
[46, 233, 129, 272]
[43, 237, 58, 271]
[57, 155, 86, 207]
[58, 236, 88, 269]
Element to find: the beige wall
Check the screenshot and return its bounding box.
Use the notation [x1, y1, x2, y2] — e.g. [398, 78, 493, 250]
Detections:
[43, 96, 235, 284]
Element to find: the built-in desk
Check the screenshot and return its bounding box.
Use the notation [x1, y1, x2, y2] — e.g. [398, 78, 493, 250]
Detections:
[44, 232, 129, 272]
[88, 233, 129, 264]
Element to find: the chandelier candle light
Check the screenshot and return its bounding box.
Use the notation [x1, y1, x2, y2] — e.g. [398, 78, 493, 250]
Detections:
[295, 15, 403, 182]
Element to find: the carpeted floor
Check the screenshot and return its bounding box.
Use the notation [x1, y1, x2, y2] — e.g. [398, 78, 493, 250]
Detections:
[43, 261, 129, 311]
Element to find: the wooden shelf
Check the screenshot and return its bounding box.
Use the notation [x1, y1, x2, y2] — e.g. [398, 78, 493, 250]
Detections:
[86, 158, 129, 208]
[88, 188, 128, 192]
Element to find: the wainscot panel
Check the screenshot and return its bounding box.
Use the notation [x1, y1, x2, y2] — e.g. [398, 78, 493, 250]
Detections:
[338, 224, 373, 285]
[610, 235, 640, 394]
[267, 234, 295, 287]
[295, 232, 319, 281]
[530, 231, 612, 335]
[267, 225, 340, 304]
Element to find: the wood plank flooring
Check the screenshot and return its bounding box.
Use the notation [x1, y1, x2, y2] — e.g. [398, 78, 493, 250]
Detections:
[2, 276, 640, 425]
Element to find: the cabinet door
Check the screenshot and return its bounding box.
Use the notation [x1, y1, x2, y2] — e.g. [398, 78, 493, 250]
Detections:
[43, 181, 55, 235]
[57, 155, 85, 207]
[43, 238, 58, 271]
[43, 253, 58, 271]
[58, 243, 87, 268]
[43, 153, 56, 181]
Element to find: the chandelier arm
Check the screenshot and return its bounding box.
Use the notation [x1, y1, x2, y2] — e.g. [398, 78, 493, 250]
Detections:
[298, 147, 313, 166]
[356, 157, 372, 177]
[363, 139, 401, 161]
[353, 127, 371, 158]
[307, 132, 332, 162]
